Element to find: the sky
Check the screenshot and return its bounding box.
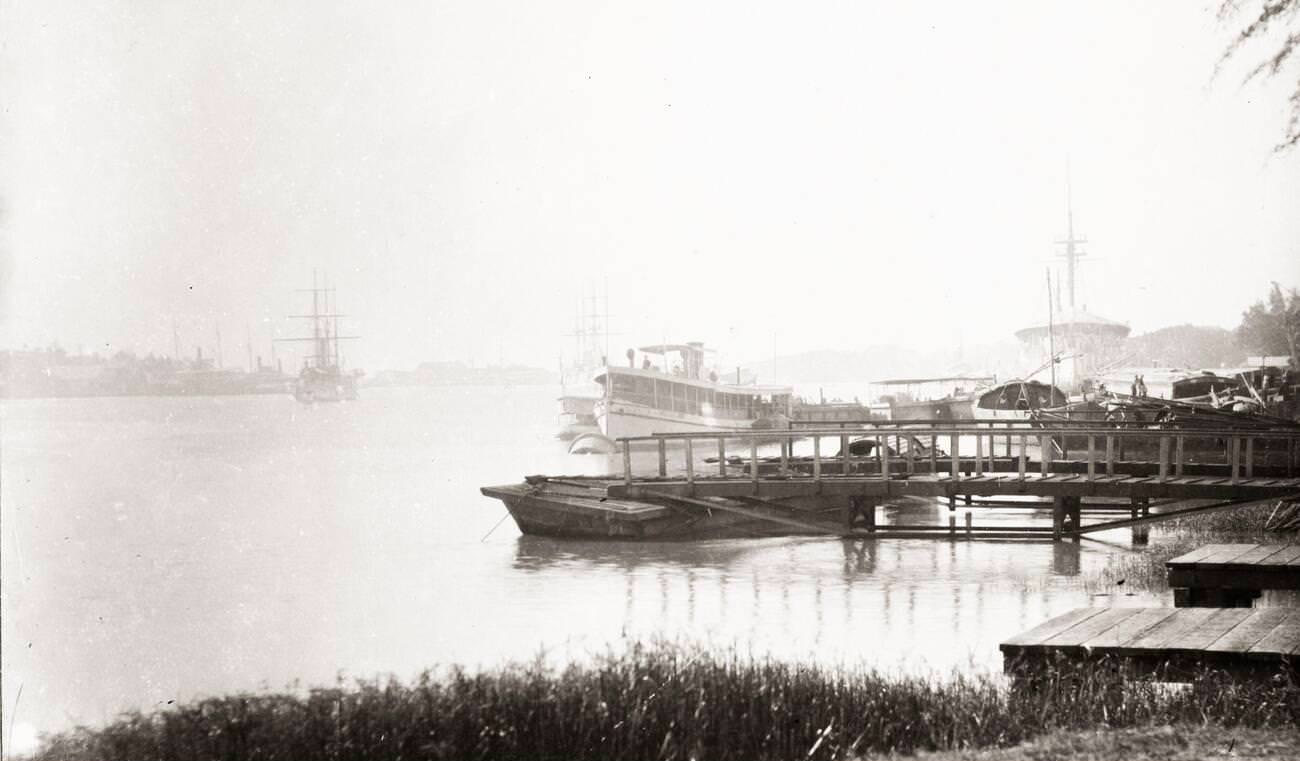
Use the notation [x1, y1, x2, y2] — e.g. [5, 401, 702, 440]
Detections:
[1, 0, 1298, 375]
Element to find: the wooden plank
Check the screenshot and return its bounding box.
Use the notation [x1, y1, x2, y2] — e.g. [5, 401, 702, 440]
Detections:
[640, 490, 841, 536]
[1256, 545, 1300, 566]
[1001, 607, 1111, 647]
[1248, 614, 1300, 657]
[1227, 545, 1286, 566]
[1166, 608, 1254, 651]
[1041, 608, 1145, 648]
[1197, 545, 1262, 565]
[1124, 607, 1220, 650]
[1167, 544, 1241, 566]
[1081, 607, 1180, 650]
[1205, 609, 1297, 654]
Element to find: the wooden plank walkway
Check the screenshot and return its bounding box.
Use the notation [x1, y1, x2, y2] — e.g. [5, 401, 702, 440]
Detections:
[1001, 606, 1300, 680]
[1167, 544, 1300, 607]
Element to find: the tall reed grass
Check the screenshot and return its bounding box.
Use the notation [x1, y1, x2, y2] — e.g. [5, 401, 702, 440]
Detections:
[32, 641, 1299, 761]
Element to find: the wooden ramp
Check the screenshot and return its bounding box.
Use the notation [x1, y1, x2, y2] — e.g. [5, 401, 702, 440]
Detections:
[1167, 544, 1300, 607]
[1001, 606, 1300, 681]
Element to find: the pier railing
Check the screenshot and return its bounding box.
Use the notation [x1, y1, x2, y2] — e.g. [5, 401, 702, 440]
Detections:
[618, 422, 1300, 487]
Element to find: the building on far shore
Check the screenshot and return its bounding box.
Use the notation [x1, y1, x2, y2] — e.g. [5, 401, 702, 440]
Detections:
[1014, 307, 1131, 393]
[1012, 179, 1130, 394]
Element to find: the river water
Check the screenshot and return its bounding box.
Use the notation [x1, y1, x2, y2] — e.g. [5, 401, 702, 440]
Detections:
[1, 385, 1161, 745]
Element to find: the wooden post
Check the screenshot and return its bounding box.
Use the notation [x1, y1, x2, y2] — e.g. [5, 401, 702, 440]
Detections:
[624, 443, 633, 486]
[974, 433, 984, 476]
[881, 435, 891, 480]
[1245, 437, 1254, 479]
[1040, 435, 1051, 476]
[685, 438, 695, 489]
[1105, 435, 1115, 476]
[1230, 436, 1240, 484]
[929, 434, 937, 474]
[949, 512, 956, 538]
[1158, 436, 1169, 482]
[842, 434, 851, 475]
[718, 438, 727, 477]
[1086, 435, 1096, 481]
[812, 436, 821, 481]
[1018, 434, 1027, 481]
[906, 435, 915, 474]
[750, 440, 760, 492]
[1052, 496, 1065, 541]
[779, 437, 790, 476]
[658, 438, 667, 477]
[1175, 435, 1184, 478]
[950, 434, 961, 480]
[964, 510, 972, 538]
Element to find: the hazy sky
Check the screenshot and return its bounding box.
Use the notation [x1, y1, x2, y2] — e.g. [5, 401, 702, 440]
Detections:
[2, 0, 1297, 374]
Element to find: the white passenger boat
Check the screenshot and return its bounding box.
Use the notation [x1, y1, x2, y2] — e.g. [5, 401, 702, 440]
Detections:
[571, 343, 793, 452]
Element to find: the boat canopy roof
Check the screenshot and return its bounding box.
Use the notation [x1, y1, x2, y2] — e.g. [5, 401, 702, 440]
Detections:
[873, 375, 995, 385]
[596, 366, 792, 395]
[637, 343, 715, 355]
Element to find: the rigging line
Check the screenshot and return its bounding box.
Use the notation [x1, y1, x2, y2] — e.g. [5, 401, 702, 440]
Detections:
[480, 511, 512, 543]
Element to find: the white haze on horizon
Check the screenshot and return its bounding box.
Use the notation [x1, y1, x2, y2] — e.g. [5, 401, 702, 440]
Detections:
[1, 0, 1298, 377]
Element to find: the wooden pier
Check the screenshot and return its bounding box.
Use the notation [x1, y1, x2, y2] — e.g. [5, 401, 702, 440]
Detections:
[1000, 606, 1299, 681]
[482, 420, 1300, 540]
[1166, 544, 1300, 607]
[602, 422, 1300, 540]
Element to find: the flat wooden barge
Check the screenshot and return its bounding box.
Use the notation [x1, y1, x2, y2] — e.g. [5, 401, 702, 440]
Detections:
[1166, 543, 1300, 607]
[1001, 606, 1299, 681]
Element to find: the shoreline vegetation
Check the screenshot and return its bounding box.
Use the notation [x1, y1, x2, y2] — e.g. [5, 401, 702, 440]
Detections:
[29, 506, 1299, 761]
[30, 641, 1298, 761]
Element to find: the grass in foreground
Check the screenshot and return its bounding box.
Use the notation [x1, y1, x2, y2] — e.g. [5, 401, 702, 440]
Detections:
[32, 642, 1300, 761]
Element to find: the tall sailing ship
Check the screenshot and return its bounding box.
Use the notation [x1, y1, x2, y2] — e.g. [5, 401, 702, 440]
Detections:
[556, 292, 609, 440]
[277, 276, 362, 403]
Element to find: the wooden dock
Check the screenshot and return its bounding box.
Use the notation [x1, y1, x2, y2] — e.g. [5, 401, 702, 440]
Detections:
[606, 423, 1300, 540]
[1001, 606, 1300, 681]
[1167, 544, 1300, 607]
[483, 421, 1300, 540]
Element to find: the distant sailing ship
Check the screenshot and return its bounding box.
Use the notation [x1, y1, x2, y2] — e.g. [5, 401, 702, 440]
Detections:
[276, 275, 362, 403]
[556, 289, 609, 440]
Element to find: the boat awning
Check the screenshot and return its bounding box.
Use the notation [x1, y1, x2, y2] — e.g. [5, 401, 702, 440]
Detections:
[873, 376, 995, 385]
[637, 344, 714, 355]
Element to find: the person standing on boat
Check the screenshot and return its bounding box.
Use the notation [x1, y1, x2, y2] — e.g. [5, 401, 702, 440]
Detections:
[1131, 376, 1139, 397]
[1137, 375, 1148, 397]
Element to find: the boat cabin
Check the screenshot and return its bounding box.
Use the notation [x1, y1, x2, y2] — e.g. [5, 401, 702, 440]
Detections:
[596, 343, 792, 420]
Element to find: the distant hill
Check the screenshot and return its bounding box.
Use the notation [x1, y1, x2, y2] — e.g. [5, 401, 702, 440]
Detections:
[747, 343, 1023, 385]
[746, 326, 1247, 388]
[1121, 325, 1246, 370]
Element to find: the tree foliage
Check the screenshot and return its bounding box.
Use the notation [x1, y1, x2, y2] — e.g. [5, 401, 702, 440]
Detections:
[1236, 282, 1300, 363]
[1219, 0, 1300, 151]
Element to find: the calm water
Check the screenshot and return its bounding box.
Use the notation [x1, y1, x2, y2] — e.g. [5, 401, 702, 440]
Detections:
[1, 386, 1158, 743]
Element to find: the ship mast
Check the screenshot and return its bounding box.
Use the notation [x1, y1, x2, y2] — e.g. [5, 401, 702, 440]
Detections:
[276, 270, 359, 370]
[1054, 166, 1088, 309]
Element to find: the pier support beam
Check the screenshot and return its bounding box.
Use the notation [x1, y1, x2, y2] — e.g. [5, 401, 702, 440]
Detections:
[846, 495, 878, 533]
[1130, 497, 1150, 546]
[1052, 496, 1082, 541]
